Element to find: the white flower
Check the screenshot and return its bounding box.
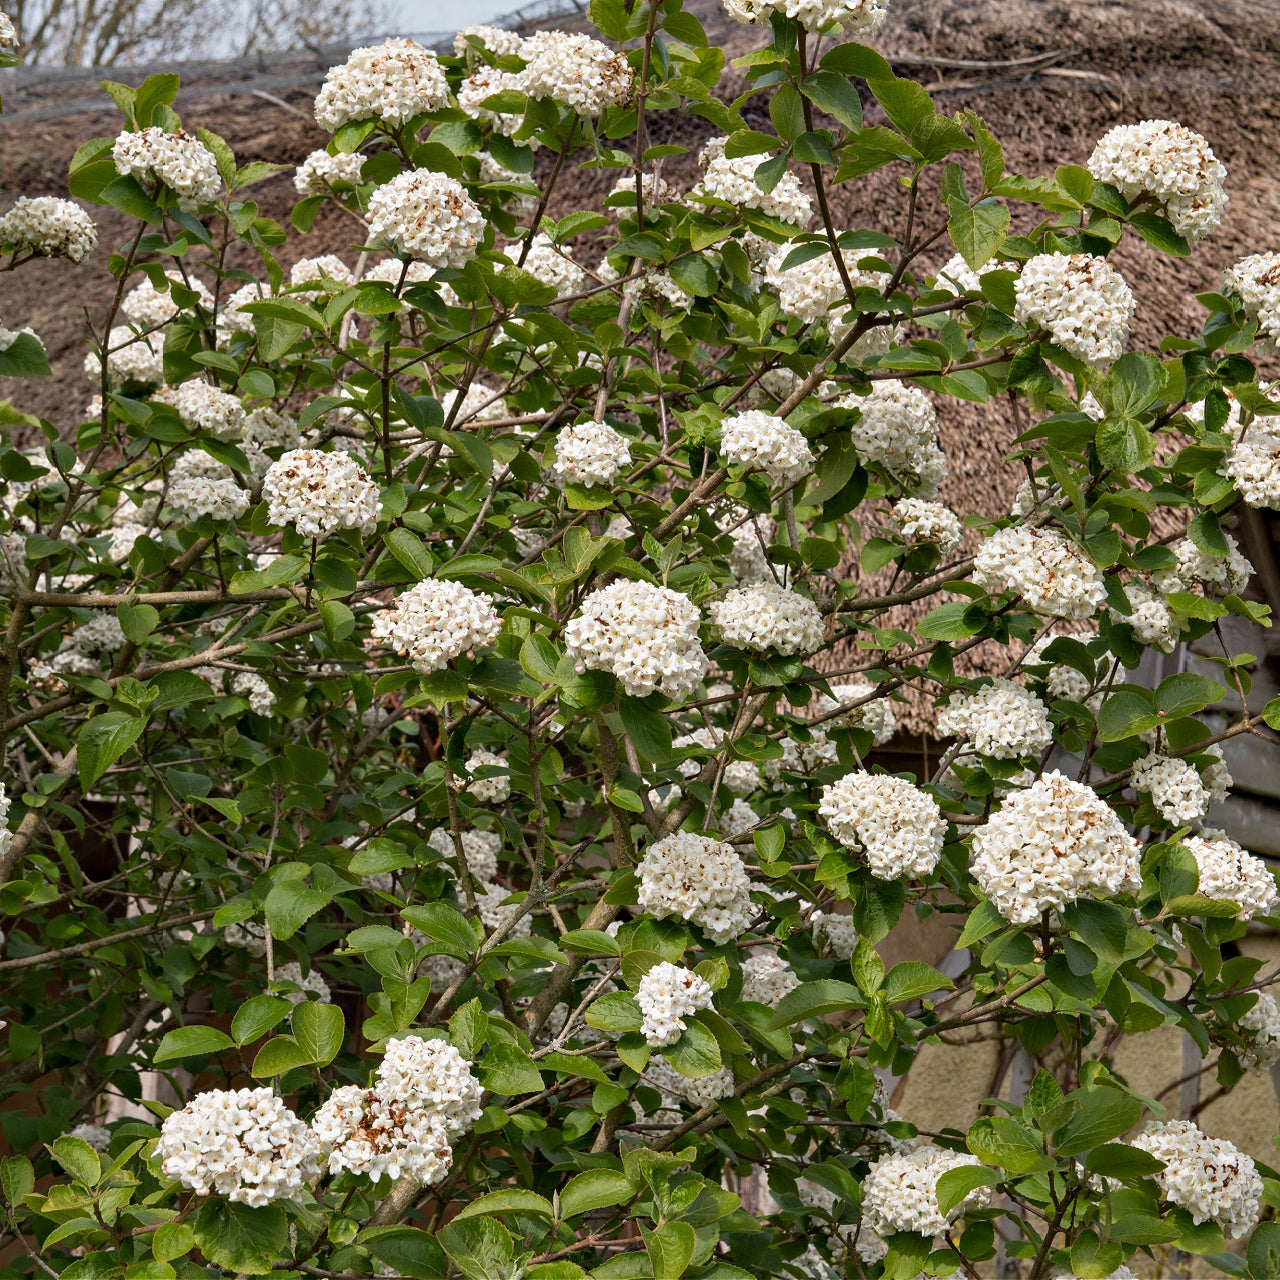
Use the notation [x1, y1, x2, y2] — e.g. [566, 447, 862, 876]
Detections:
[441, 382, 509, 426]
[891, 499, 962, 554]
[740, 949, 799, 1006]
[1152, 533, 1253, 599]
[819, 773, 946, 880]
[814, 682, 896, 745]
[697, 136, 812, 227]
[686, 1066, 736, 1107]
[262, 449, 381, 540]
[458, 65, 529, 136]
[86, 326, 165, 386]
[218, 283, 268, 339]
[608, 172, 671, 210]
[61, 1124, 111, 1152]
[112, 128, 221, 210]
[243, 407, 301, 452]
[314, 38, 450, 129]
[717, 505, 777, 586]
[517, 232, 585, 298]
[377, 1036, 485, 1138]
[231, 671, 275, 715]
[1238, 992, 1280, 1072]
[551, 420, 632, 488]
[0, 11, 16, 46]
[464, 749, 510, 804]
[812, 909, 858, 958]
[1131, 1120, 1261, 1238]
[124, 271, 214, 327]
[720, 411, 814, 485]
[717, 797, 760, 840]
[766, 247, 896, 362]
[1014, 252, 1134, 368]
[1087, 120, 1227, 243]
[936, 679, 1053, 760]
[973, 525, 1107, 620]
[709, 583, 824, 656]
[637, 832, 755, 943]
[166, 451, 249, 521]
[565, 581, 707, 701]
[932, 251, 1017, 295]
[173, 381, 246, 440]
[367, 171, 486, 270]
[1201, 744, 1232, 807]
[1131, 752, 1212, 826]
[636, 961, 714, 1047]
[290, 254, 355, 292]
[0, 197, 96, 263]
[159, 1088, 319, 1205]
[475, 882, 532, 937]
[1111, 579, 1179, 651]
[1222, 427, 1280, 508]
[1181, 830, 1279, 920]
[1023, 634, 1095, 703]
[861, 1147, 990, 1238]
[969, 770, 1142, 924]
[370, 580, 503, 674]
[427, 827, 501, 883]
[294, 149, 366, 196]
[724, 0, 888, 33]
[836, 382, 946, 497]
[1222, 253, 1280, 354]
[454, 23, 523, 58]
[273, 961, 331, 1005]
[519, 31, 632, 114]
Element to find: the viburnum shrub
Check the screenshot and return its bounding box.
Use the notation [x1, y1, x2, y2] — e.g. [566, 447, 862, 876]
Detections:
[4, 2, 1280, 1278]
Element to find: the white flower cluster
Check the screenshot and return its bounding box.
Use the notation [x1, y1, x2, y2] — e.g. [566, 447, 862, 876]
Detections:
[812, 909, 858, 958]
[636, 961, 714, 1047]
[933, 251, 1017, 295]
[1223, 253, 1280, 353]
[314, 38, 450, 129]
[724, 0, 888, 33]
[112, 128, 221, 210]
[740, 949, 799, 1006]
[442, 383, 508, 426]
[166, 450, 249, 521]
[1130, 1120, 1261, 1238]
[366, 258, 436, 294]
[970, 771, 1142, 924]
[565, 581, 706, 700]
[764, 730, 839, 787]
[290, 255, 355, 294]
[367, 171, 485, 270]
[218, 283, 267, 339]
[0, 321, 35, 351]
[1112, 579, 1179, 651]
[312, 1036, 482, 1184]
[637, 832, 755, 943]
[891, 498, 963, 553]
[262, 449, 381, 540]
[427, 827, 501, 882]
[860, 1147, 990, 1238]
[973, 525, 1107, 620]
[697, 137, 812, 227]
[1239, 992, 1280, 1072]
[273, 961, 331, 1005]
[232, 671, 276, 715]
[551, 420, 632, 488]
[244, 407, 300, 452]
[124, 272, 212, 329]
[1181, 831, 1279, 920]
[0, 197, 97, 263]
[719, 411, 814, 485]
[608, 172, 671, 209]
[709, 583, 825, 655]
[62, 1124, 111, 1152]
[86, 328, 164, 385]
[1223, 426, 1280, 509]
[369, 580, 503, 674]
[519, 233, 585, 298]
[0, 781, 11, 870]
[819, 773, 946, 880]
[766, 249, 895, 361]
[837, 382, 946, 497]
[937, 679, 1053, 760]
[1024, 634, 1095, 703]
[1013, 253, 1134, 368]
[458, 65, 528, 135]
[1201, 744, 1233, 808]
[1154, 533, 1253, 599]
[1087, 120, 1227, 243]
[174, 381, 246, 440]
[814, 682, 896, 745]
[464, 749, 510, 804]
[519, 31, 632, 114]
[717, 506, 776, 585]
[476, 884, 531, 938]
[686, 1066, 736, 1108]
[158, 1088, 319, 1205]
[454, 23, 523, 58]
[294, 149, 366, 196]
[1131, 752, 1213, 826]
[0, 11, 15, 45]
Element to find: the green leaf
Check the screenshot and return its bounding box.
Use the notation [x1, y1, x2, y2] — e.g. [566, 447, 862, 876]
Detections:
[438, 1215, 515, 1280]
[153, 1024, 234, 1065]
[291, 1000, 344, 1065]
[559, 928, 622, 955]
[1, 1155, 35, 1206]
[966, 1117, 1051, 1174]
[917, 600, 985, 641]
[801, 71, 863, 130]
[560, 1169, 633, 1219]
[192, 1201, 287, 1276]
[818, 42, 894, 80]
[454, 1189, 555, 1220]
[360, 1227, 448, 1280]
[1095, 688, 1161, 742]
[0, 332, 52, 378]
[618, 696, 673, 763]
[385, 528, 434, 580]
[935, 1164, 1001, 1216]
[116, 600, 159, 644]
[948, 199, 1009, 269]
[662, 1020, 723, 1079]
[229, 553, 305, 594]
[152, 1223, 196, 1264]
[1069, 1229, 1126, 1280]
[231, 995, 292, 1046]
[401, 903, 482, 960]
[263, 881, 331, 940]
[1050, 1086, 1142, 1157]
[250, 1036, 313, 1078]
[1096, 417, 1155, 473]
[644, 1221, 696, 1280]
[49, 1137, 101, 1186]
[769, 980, 861, 1029]
[1156, 671, 1225, 719]
[478, 1042, 544, 1095]
[1082, 1143, 1165, 1184]
[78, 710, 147, 789]
[884, 961, 953, 1004]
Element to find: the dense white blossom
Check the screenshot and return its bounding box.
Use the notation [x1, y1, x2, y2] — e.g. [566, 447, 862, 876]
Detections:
[86, 327, 165, 386]
[718, 797, 760, 840]
[891, 498, 963, 553]
[812, 909, 858, 958]
[262, 449, 381, 540]
[427, 827, 501, 883]
[1014, 253, 1134, 368]
[476, 883, 532, 937]
[637, 832, 754, 943]
[376, 1036, 484, 1139]
[159, 1088, 319, 1205]
[1239, 992, 1280, 1072]
[166, 450, 249, 521]
[232, 671, 276, 715]
[1087, 120, 1227, 243]
[766, 249, 896, 362]
[933, 251, 1017, 295]
[565, 581, 706, 700]
[723, 0, 888, 34]
[1222, 426, 1280, 508]
[124, 271, 213, 328]
[1111, 578, 1179, 651]
[1131, 752, 1213, 825]
[636, 961, 714, 1047]
[0, 11, 15, 45]
[61, 1124, 111, 1152]
[709, 583, 824, 655]
[1181, 831, 1279, 920]
[1023, 634, 1095, 703]
[290, 255, 355, 292]
[367, 171, 485, 270]
[454, 23, 523, 58]
[0, 197, 97, 263]
[112, 128, 221, 210]
[1201, 744, 1233, 807]
[937, 679, 1053, 759]
[973, 525, 1107, 620]
[716, 505, 776, 585]
[173, 381, 246, 440]
[294, 149, 366, 196]
[243, 407, 301, 453]
[1223, 253, 1280, 353]
[1131, 1120, 1261, 1238]
[464, 749, 510, 804]
[458, 65, 529, 135]
[819, 773, 946, 880]
[369, 580, 502, 674]
[551, 420, 632, 488]
[518, 232, 585, 298]
[608, 172, 671, 209]
[720, 411, 814, 485]
[1153, 533, 1253, 598]
[686, 1067, 737, 1108]
[315, 39, 449, 129]
[861, 1147, 990, 1238]
[740, 950, 800, 1006]
[969, 771, 1142, 923]
[273, 961, 331, 1005]
[697, 136, 812, 226]
[814, 682, 896, 745]
[836, 382, 945, 497]
[519, 31, 632, 114]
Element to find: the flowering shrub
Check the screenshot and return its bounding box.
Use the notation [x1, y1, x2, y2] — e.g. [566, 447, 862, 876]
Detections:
[2, 4, 1280, 1280]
